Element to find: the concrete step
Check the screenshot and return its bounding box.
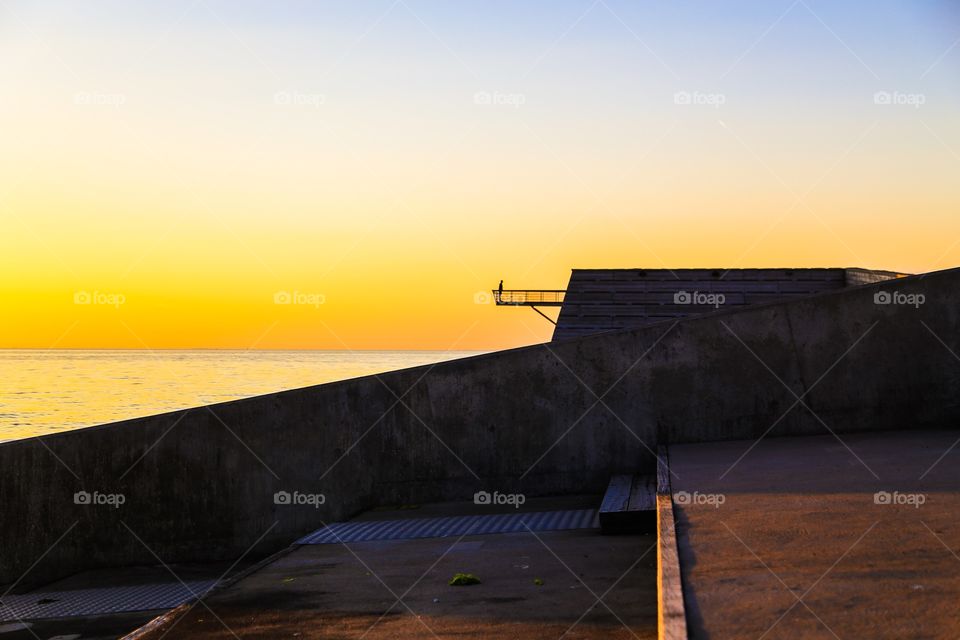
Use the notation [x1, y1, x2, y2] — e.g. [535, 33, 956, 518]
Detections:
[599, 473, 656, 534]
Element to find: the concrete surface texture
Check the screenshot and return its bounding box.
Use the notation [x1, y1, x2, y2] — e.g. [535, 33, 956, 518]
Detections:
[135, 504, 657, 639]
[0, 611, 156, 640]
[1, 266, 958, 585]
[670, 429, 960, 639]
[0, 562, 248, 640]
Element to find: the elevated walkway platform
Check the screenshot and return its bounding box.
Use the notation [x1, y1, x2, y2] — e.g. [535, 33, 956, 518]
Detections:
[493, 290, 565, 306]
[493, 289, 566, 324]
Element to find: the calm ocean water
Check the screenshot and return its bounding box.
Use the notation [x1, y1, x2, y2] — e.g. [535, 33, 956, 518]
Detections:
[0, 350, 483, 442]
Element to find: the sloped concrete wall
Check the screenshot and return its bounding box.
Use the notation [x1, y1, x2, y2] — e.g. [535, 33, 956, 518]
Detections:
[1, 267, 958, 585]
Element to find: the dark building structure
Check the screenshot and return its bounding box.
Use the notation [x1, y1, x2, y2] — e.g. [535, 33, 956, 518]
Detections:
[551, 267, 906, 341]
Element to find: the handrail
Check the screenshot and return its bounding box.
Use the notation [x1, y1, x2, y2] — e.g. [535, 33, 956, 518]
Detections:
[493, 289, 566, 306]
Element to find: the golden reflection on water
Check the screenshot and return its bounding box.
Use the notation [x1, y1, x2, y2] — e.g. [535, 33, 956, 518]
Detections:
[0, 350, 481, 441]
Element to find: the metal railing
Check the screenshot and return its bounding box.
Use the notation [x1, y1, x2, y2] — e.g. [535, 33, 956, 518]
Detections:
[493, 289, 566, 306]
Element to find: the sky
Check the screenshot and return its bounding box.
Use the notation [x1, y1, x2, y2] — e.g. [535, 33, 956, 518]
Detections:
[1, 0, 958, 351]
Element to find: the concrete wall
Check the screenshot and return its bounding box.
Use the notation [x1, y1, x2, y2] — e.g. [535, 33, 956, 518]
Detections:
[2, 267, 958, 585]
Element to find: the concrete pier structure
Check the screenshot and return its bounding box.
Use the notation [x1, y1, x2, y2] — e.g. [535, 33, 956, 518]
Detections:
[2, 265, 959, 638]
[2, 266, 956, 588]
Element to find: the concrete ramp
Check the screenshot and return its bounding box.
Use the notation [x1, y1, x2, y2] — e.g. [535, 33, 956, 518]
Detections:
[670, 430, 960, 639]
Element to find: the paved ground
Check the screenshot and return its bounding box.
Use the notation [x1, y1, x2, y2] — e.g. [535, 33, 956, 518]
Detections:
[138, 498, 658, 639]
[670, 429, 960, 639]
[0, 562, 244, 640]
[0, 612, 158, 640]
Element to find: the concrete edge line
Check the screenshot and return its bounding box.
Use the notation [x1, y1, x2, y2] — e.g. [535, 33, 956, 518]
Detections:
[119, 542, 304, 640]
[657, 446, 689, 640]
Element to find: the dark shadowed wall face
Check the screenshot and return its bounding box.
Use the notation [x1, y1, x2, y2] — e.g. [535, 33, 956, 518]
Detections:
[1, 268, 958, 585]
[552, 268, 906, 340]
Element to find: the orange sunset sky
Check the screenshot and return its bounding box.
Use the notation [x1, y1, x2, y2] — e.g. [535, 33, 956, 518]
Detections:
[2, 1, 959, 351]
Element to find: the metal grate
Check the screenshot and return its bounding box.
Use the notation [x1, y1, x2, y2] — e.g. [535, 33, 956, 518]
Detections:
[0, 580, 217, 622]
[297, 508, 598, 545]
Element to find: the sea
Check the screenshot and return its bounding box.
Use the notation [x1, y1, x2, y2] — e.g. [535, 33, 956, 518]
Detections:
[0, 349, 482, 442]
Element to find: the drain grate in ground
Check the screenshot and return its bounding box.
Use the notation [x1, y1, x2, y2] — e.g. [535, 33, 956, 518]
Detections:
[297, 508, 599, 545]
[0, 580, 217, 622]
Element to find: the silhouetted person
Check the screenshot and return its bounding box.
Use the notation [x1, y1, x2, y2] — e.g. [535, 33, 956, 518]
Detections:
[498, 280, 503, 303]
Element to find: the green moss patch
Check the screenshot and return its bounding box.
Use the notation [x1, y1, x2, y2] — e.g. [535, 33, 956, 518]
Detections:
[448, 572, 481, 586]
